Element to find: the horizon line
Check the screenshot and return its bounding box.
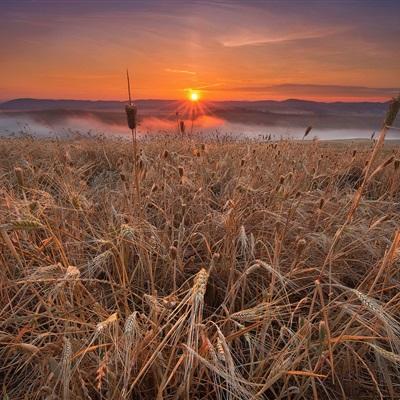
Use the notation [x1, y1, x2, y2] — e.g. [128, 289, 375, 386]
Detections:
[0, 96, 392, 105]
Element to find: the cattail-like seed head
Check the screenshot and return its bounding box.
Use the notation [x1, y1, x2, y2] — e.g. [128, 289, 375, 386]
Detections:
[394, 159, 400, 170]
[240, 159, 245, 167]
[296, 238, 306, 256]
[14, 167, 24, 187]
[303, 126, 312, 138]
[319, 198, 325, 209]
[125, 105, 138, 130]
[383, 95, 400, 127]
[169, 245, 177, 260]
[318, 320, 327, 347]
[179, 120, 185, 135]
[352, 150, 357, 158]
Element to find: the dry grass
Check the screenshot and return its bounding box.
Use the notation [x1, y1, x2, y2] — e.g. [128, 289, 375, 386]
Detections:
[1, 127, 400, 399]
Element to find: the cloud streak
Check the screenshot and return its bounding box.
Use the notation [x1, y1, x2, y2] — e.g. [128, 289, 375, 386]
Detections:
[165, 68, 196, 75]
[215, 83, 399, 100]
[220, 27, 347, 48]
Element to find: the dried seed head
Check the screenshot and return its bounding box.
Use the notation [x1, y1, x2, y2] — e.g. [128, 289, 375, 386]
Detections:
[367, 343, 400, 363]
[179, 120, 185, 135]
[216, 337, 226, 362]
[192, 268, 209, 300]
[87, 250, 113, 277]
[296, 238, 306, 256]
[62, 337, 72, 366]
[9, 218, 43, 231]
[384, 95, 400, 127]
[169, 245, 177, 260]
[124, 311, 138, 336]
[352, 289, 380, 313]
[65, 265, 80, 280]
[231, 302, 270, 322]
[304, 126, 312, 138]
[352, 149, 357, 158]
[163, 150, 169, 159]
[121, 224, 135, 240]
[96, 313, 118, 333]
[125, 105, 138, 130]
[14, 167, 24, 187]
[178, 166, 184, 177]
[394, 159, 400, 170]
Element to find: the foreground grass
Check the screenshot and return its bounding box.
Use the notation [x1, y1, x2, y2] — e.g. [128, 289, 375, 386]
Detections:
[0, 135, 400, 399]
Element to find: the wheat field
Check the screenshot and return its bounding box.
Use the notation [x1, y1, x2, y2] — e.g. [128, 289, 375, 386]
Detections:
[1, 125, 400, 398]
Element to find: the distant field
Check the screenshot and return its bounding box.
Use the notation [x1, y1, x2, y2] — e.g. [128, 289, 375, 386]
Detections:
[1, 136, 400, 399]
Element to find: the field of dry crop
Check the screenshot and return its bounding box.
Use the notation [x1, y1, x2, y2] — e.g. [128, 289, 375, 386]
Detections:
[1, 131, 400, 399]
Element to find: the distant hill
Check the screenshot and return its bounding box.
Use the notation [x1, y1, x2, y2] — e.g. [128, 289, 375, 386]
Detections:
[0, 97, 389, 116]
[0, 97, 391, 132]
[0, 98, 178, 112]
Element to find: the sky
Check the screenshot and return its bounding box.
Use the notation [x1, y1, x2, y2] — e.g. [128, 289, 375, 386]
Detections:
[0, 0, 399, 102]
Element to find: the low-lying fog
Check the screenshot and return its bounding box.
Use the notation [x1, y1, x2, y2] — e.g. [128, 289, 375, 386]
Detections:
[0, 112, 391, 141]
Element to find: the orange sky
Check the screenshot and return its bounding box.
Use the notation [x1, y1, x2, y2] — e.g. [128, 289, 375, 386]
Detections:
[0, 1, 399, 102]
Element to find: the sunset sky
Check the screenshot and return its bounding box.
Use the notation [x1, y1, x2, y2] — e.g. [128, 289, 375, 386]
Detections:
[1, 0, 399, 102]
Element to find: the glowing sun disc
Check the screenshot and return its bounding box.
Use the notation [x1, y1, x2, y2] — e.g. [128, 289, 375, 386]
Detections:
[190, 91, 199, 102]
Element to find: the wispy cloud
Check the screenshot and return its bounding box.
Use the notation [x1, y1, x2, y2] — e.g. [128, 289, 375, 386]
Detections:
[165, 68, 196, 75]
[215, 83, 399, 99]
[220, 27, 347, 48]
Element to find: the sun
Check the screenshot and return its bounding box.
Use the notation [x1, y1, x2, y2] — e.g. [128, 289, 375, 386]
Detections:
[189, 91, 200, 102]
